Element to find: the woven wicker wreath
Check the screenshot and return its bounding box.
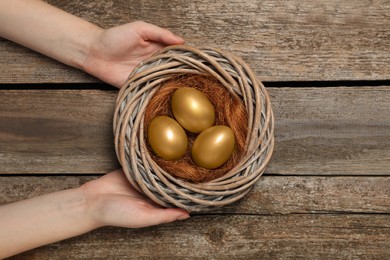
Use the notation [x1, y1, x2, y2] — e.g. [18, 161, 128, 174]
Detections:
[113, 45, 274, 212]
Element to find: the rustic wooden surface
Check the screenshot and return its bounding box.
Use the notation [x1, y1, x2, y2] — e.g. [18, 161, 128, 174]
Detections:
[1, 176, 389, 214]
[11, 215, 390, 259]
[1, 0, 389, 259]
[0, 87, 389, 175]
[1, 0, 389, 83]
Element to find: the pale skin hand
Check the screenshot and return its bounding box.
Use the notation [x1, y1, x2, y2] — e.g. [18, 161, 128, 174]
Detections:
[0, 170, 190, 258]
[81, 169, 189, 229]
[0, 0, 188, 258]
[83, 21, 185, 88]
[0, 0, 184, 88]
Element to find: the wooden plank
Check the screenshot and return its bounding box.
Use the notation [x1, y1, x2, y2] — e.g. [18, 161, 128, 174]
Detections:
[0, 89, 120, 174]
[0, 87, 389, 175]
[13, 214, 390, 259]
[1, 176, 389, 214]
[269, 86, 390, 175]
[1, 0, 389, 83]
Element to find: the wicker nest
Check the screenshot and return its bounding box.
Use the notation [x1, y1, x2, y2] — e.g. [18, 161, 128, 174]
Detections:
[113, 45, 274, 212]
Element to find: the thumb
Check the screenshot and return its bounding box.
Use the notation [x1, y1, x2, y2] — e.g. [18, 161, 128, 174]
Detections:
[134, 208, 190, 228]
[135, 21, 185, 45]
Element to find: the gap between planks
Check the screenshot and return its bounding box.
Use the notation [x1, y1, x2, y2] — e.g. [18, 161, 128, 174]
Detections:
[1, 175, 389, 215]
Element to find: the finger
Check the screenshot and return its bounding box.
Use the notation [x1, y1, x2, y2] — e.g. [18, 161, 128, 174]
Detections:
[134, 207, 190, 228]
[98, 194, 190, 228]
[134, 21, 185, 45]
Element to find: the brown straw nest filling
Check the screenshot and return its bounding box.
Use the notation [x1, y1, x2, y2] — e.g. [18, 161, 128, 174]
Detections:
[144, 75, 248, 183]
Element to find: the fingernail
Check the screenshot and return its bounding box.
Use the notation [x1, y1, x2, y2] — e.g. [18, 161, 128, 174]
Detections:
[177, 214, 190, 220]
[174, 35, 185, 43]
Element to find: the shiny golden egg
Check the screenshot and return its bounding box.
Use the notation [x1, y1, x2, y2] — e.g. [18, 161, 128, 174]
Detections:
[171, 87, 215, 133]
[147, 116, 188, 160]
[191, 125, 235, 169]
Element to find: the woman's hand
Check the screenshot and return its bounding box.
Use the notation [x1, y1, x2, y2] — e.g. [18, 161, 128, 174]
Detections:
[83, 21, 185, 88]
[0, 1, 184, 88]
[0, 169, 189, 258]
[81, 169, 189, 228]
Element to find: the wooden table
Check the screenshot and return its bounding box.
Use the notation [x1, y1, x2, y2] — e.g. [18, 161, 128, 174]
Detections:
[1, 0, 389, 258]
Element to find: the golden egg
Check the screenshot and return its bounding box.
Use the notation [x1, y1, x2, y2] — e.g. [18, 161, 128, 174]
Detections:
[191, 126, 235, 169]
[171, 87, 215, 133]
[147, 116, 188, 160]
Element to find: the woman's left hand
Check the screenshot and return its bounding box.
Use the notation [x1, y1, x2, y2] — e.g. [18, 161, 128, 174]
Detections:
[83, 21, 185, 88]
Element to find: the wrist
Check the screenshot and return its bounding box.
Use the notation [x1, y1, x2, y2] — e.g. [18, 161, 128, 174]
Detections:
[78, 179, 110, 229]
[74, 185, 104, 230]
[72, 23, 104, 71]
[0, 0, 104, 72]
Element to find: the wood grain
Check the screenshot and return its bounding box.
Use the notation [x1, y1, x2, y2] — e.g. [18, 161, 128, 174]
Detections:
[270, 86, 390, 175]
[13, 214, 390, 259]
[1, 176, 389, 214]
[0, 87, 389, 175]
[1, 0, 389, 83]
[1, 1, 389, 258]
[0, 89, 120, 174]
